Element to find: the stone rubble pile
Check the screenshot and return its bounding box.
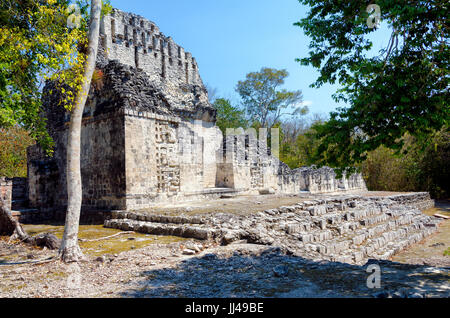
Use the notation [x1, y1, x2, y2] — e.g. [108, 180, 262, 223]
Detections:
[104, 192, 441, 265]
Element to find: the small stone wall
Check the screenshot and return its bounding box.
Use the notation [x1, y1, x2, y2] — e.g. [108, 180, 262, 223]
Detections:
[376, 192, 435, 211]
[0, 178, 14, 235]
[0, 178, 12, 210]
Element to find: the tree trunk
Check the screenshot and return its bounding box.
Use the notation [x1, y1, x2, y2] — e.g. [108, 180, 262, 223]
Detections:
[0, 196, 27, 239]
[0, 197, 60, 250]
[59, 0, 102, 263]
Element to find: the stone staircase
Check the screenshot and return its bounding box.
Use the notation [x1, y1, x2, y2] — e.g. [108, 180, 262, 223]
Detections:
[301, 209, 437, 264]
[266, 194, 440, 264]
[104, 192, 442, 265]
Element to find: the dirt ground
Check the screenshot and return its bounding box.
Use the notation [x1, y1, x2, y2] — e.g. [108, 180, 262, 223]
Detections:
[132, 190, 407, 216]
[391, 200, 450, 267]
[133, 193, 313, 216]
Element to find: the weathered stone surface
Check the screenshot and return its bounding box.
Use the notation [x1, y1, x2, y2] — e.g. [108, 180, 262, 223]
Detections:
[105, 192, 442, 265]
[182, 249, 196, 256]
[0, 178, 12, 212]
[26, 8, 367, 213]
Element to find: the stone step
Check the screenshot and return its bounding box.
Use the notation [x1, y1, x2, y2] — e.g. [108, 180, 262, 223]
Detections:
[280, 210, 382, 233]
[366, 226, 437, 260]
[339, 212, 425, 237]
[287, 208, 427, 246]
[363, 224, 422, 254]
[323, 223, 438, 265]
[104, 218, 218, 240]
[105, 195, 441, 266]
[298, 229, 334, 243]
[302, 206, 388, 230]
[362, 221, 437, 257]
[110, 211, 205, 225]
[352, 215, 429, 247]
[304, 214, 432, 259]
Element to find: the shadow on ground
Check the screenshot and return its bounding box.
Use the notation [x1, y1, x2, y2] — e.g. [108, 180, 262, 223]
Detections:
[119, 247, 450, 298]
[435, 200, 450, 214]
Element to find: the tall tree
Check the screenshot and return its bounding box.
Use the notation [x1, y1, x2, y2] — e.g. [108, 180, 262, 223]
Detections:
[279, 115, 326, 169]
[295, 0, 449, 172]
[59, 0, 102, 263]
[0, 0, 86, 152]
[236, 67, 307, 128]
[1, 0, 110, 262]
[0, 0, 85, 246]
[213, 98, 248, 134]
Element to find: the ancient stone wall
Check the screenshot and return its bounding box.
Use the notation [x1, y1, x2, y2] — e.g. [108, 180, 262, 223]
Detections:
[123, 113, 223, 210]
[27, 108, 127, 211]
[27, 7, 366, 212]
[0, 177, 28, 211]
[101, 9, 209, 113]
[29, 48, 222, 211]
[218, 132, 367, 195]
[27, 145, 59, 209]
[0, 178, 12, 211]
[10, 178, 27, 210]
[280, 166, 367, 194]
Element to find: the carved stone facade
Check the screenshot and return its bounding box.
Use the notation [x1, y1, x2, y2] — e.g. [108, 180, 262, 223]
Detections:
[27, 8, 366, 212]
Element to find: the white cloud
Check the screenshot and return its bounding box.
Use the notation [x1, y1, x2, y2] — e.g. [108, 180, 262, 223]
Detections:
[300, 100, 313, 107]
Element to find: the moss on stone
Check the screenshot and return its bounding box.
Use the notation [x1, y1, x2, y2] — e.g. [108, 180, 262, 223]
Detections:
[22, 224, 187, 257]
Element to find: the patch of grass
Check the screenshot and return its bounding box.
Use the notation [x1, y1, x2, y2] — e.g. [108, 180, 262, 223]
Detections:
[79, 234, 186, 257]
[22, 224, 187, 257]
[444, 248, 450, 257]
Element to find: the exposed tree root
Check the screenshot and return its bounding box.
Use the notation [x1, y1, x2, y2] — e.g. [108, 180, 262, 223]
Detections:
[58, 244, 86, 263]
[0, 197, 61, 250]
[78, 231, 134, 242]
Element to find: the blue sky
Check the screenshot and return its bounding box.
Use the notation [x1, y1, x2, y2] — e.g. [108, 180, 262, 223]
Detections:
[111, 0, 391, 116]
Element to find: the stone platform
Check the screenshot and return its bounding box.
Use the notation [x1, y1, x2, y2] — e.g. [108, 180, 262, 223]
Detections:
[104, 191, 442, 265]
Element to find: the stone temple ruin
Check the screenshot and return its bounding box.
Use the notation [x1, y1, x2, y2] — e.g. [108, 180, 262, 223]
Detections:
[26, 8, 366, 212]
[0, 9, 442, 265]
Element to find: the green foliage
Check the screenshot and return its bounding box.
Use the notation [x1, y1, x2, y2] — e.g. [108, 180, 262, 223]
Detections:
[277, 113, 448, 199]
[295, 0, 449, 172]
[236, 67, 307, 128]
[362, 144, 417, 192]
[75, 0, 112, 22]
[0, 0, 88, 153]
[0, 0, 112, 154]
[444, 248, 450, 257]
[362, 127, 449, 199]
[213, 98, 248, 134]
[0, 126, 34, 177]
[408, 127, 450, 199]
[280, 119, 323, 169]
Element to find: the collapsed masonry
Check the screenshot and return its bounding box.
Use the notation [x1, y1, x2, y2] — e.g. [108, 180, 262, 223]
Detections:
[27, 8, 366, 212]
[105, 192, 442, 265]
